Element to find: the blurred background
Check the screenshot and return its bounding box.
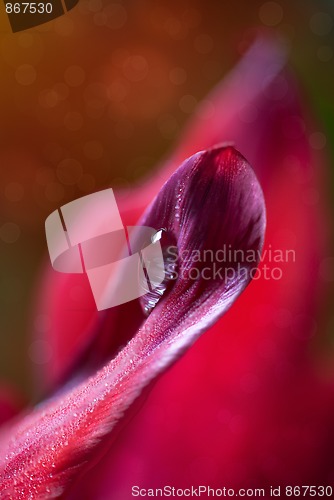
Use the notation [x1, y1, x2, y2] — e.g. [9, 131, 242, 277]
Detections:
[0, 0, 333, 399]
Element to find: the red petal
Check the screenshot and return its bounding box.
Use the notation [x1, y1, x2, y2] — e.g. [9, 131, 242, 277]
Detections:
[0, 146, 265, 498]
[33, 37, 282, 387]
[67, 41, 333, 495]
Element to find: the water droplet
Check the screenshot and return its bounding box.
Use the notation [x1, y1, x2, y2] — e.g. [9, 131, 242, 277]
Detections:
[174, 185, 184, 220]
[140, 229, 178, 316]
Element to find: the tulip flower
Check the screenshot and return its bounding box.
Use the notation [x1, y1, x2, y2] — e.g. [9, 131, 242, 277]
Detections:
[0, 37, 332, 499]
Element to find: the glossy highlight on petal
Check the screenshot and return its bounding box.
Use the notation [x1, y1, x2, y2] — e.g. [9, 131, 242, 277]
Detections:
[0, 146, 265, 498]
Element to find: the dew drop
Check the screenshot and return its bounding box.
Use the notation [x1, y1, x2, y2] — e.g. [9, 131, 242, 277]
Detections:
[140, 229, 178, 316]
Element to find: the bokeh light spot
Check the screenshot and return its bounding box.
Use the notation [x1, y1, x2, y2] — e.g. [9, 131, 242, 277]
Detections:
[83, 140, 104, 160]
[259, 1, 283, 26]
[104, 3, 127, 29]
[17, 33, 34, 48]
[310, 12, 333, 36]
[56, 158, 83, 185]
[194, 34, 214, 54]
[15, 64, 36, 86]
[169, 67, 187, 85]
[84, 83, 109, 109]
[78, 173, 96, 192]
[54, 16, 74, 37]
[88, 0, 102, 12]
[179, 94, 197, 113]
[64, 112, 84, 131]
[164, 17, 184, 40]
[64, 66, 86, 87]
[36, 167, 55, 186]
[94, 12, 107, 26]
[5, 182, 24, 202]
[0, 223, 21, 243]
[157, 114, 179, 139]
[108, 79, 127, 102]
[309, 131, 327, 150]
[28, 340, 53, 365]
[123, 55, 149, 82]
[53, 83, 69, 101]
[39, 89, 59, 108]
[45, 182, 65, 202]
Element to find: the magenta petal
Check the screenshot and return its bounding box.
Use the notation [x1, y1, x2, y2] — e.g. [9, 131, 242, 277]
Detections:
[33, 37, 281, 387]
[0, 146, 265, 497]
[139, 146, 265, 320]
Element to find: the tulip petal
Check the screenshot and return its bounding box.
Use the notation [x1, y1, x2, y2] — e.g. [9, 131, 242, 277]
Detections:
[66, 42, 333, 498]
[0, 146, 265, 498]
[34, 37, 279, 388]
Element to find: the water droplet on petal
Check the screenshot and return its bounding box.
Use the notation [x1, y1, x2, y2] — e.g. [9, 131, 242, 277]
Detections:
[140, 229, 178, 316]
